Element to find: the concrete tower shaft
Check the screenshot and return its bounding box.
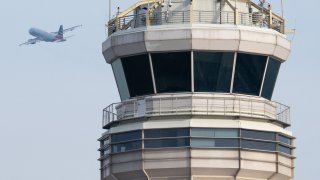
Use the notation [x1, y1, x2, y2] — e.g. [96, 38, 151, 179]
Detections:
[99, 0, 294, 180]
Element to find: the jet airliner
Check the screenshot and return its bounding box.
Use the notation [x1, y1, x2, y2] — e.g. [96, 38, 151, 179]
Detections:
[19, 25, 82, 46]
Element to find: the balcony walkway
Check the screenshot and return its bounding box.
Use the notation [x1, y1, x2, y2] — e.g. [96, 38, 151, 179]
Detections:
[102, 94, 290, 129]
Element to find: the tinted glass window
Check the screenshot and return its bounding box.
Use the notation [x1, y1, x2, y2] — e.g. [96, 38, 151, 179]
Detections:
[121, 54, 154, 97]
[191, 138, 239, 147]
[194, 52, 234, 92]
[279, 135, 291, 145]
[191, 128, 238, 137]
[242, 140, 276, 151]
[242, 129, 275, 141]
[279, 145, 291, 155]
[145, 128, 190, 138]
[192, 128, 215, 137]
[112, 59, 130, 100]
[261, 58, 281, 100]
[215, 129, 238, 137]
[111, 131, 142, 143]
[233, 53, 267, 95]
[112, 141, 142, 153]
[144, 138, 190, 148]
[151, 52, 191, 93]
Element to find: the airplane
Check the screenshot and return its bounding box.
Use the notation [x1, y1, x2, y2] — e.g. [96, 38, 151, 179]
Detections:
[19, 25, 82, 46]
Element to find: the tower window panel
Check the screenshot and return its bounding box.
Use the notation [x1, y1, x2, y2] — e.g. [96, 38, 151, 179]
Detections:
[242, 140, 276, 151]
[111, 59, 130, 100]
[191, 128, 238, 138]
[242, 129, 275, 141]
[261, 58, 281, 100]
[151, 52, 191, 93]
[279, 145, 292, 155]
[144, 138, 190, 148]
[191, 128, 215, 137]
[233, 53, 267, 95]
[111, 141, 142, 153]
[145, 128, 190, 138]
[278, 134, 291, 145]
[121, 54, 154, 97]
[215, 129, 238, 137]
[194, 52, 234, 92]
[191, 138, 239, 147]
[111, 130, 142, 143]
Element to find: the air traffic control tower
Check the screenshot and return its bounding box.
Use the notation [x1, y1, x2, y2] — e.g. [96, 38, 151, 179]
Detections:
[99, 0, 294, 179]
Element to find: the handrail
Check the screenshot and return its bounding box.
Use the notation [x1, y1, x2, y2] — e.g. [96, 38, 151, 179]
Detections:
[102, 95, 291, 129]
[107, 0, 162, 33]
[107, 10, 284, 35]
[106, 0, 285, 36]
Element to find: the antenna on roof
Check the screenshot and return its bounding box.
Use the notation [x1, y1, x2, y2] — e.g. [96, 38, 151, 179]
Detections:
[281, 0, 284, 17]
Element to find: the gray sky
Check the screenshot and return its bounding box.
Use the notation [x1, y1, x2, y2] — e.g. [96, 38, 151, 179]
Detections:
[0, 0, 318, 179]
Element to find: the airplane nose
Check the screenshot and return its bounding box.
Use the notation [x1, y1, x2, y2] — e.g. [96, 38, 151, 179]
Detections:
[29, 28, 35, 35]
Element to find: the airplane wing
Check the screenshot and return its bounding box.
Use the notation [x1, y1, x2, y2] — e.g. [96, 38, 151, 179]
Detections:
[52, 25, 82, 34]
[55, 35, 74, 42]
[19, 38, 41, 46]
[63, 25, 82, 33]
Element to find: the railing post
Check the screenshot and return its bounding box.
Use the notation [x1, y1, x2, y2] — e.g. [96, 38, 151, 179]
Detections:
[146, 10, 150, 26]
[159, 98, 161, 115]
[269, 10, 273, 29]
[171, 97, 174, 113]
[227, 12, 229, 24]
[235, 8, 239, 25]
[111, 105, 113, 122]
[133, 101, 136, 117]
[102, 110, 105, 127]
[116, 15, 120, 31]
[207, 98, 208, 115]
[238, 98, 241, 116]
[281, 20, 285, 34]
[263, 101, 266, 118]
[176, 97, 178, 113]
[250, 100, 253, 117]
[182, 11, 185, 23]
[224, 99, 226, 116]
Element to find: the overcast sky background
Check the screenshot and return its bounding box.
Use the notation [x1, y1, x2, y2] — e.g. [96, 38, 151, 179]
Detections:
[0, 0, 318, 179]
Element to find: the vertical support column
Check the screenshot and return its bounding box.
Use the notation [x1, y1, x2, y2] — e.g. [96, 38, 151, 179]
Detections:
[235, 128, 241, 179]
[149, 53, 157, 94]
[191, 51, 194, 92]
[259, 56, 269, 97]
[230, 52, 237, 93]
[141, 129, 150, 180]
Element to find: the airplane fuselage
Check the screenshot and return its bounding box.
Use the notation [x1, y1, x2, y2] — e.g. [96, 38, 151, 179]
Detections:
[20, 25, 81, 46]
[29, 28, 60, 42]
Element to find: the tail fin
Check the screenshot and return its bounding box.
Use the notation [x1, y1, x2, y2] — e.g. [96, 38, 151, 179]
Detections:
[58, 25, 63, 36]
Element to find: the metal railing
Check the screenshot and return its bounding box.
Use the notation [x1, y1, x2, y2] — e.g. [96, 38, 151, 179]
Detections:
[151, 11, 190, 25]
[107, 10, 285, 36]
[193, 11, 234, 24]
[102, 95, 290, 128]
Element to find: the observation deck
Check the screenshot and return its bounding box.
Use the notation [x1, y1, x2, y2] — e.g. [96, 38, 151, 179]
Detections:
[102, 93, 290, 129]
[106, 0, 285, 36]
